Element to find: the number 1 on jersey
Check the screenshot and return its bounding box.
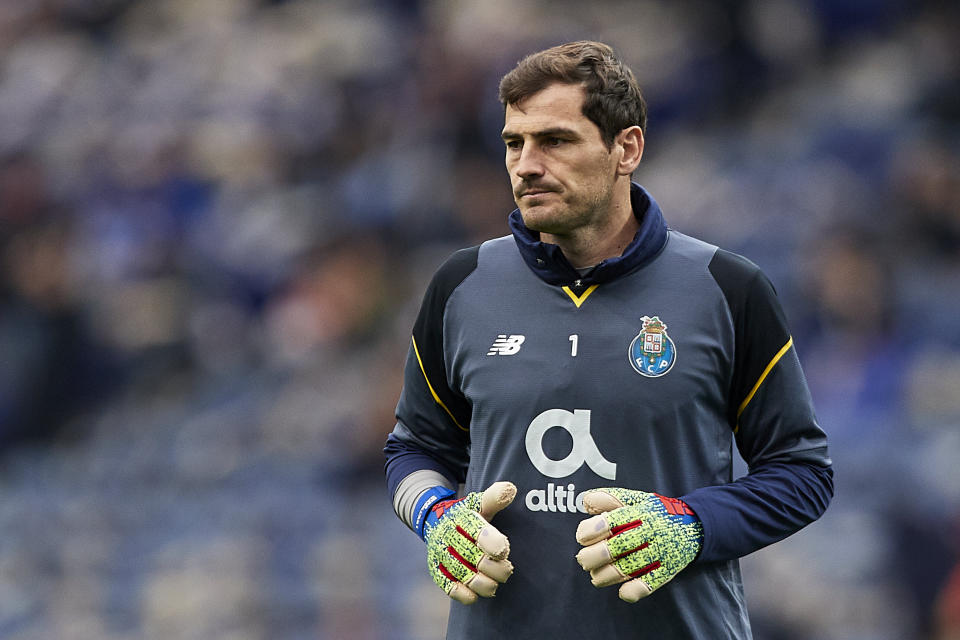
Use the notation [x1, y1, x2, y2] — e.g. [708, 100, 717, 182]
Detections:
[569, 334, 578, 357]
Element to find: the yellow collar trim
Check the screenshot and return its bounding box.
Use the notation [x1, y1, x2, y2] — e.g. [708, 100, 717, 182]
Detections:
[561, 284, 599, 308]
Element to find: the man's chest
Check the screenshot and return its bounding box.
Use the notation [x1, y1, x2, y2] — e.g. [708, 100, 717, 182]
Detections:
[446, 279, 731, 421]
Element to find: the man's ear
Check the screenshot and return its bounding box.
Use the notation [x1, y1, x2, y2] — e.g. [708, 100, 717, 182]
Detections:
[616, 126, 644, 176]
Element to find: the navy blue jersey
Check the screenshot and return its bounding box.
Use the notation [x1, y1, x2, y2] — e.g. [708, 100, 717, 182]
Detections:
[385, 184, 832, 639]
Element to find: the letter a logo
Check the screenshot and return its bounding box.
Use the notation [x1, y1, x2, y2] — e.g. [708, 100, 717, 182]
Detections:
[525, 409, 617, 480]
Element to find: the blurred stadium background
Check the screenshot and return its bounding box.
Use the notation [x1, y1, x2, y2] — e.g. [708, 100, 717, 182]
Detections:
[0, 0, 958, 638]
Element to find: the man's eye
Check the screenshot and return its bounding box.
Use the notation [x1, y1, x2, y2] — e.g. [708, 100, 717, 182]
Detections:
[546, 137, 563, 146]
[505, 140, 522, 150]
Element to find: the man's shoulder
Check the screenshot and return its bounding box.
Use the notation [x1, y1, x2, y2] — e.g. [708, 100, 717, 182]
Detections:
[425, 241, 487, 293]
[422, 235, 518, 301]
[706, 246, 768, 297]
[662, 229, 719, 262]
[478, 234, 518, 261]
[663, 230, 764, 285]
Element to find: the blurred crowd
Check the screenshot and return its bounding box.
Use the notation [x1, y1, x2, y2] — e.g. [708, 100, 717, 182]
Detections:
[0, 0, 958, 638]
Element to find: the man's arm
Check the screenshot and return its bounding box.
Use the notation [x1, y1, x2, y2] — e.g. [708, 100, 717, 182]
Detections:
[383, 340, 470, 530]
[683, 248, 833, 563]
[683, 460, 832, 562]
[384, 246, 479, 525]
[383, 246, 519, 604]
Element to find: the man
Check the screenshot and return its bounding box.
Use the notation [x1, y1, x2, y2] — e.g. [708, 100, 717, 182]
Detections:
[384, 41, 832, 638]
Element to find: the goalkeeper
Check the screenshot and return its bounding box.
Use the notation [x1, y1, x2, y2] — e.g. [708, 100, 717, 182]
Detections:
[385, 41, 833, 639]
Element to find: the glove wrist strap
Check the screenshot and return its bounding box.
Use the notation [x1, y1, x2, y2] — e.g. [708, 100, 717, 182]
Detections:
[413, 486, 457, 541]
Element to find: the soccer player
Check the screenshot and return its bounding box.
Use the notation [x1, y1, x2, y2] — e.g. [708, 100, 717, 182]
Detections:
[384, 41, 833, 638]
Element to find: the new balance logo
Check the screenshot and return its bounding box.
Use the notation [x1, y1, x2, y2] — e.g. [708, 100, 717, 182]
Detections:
[487, 334, 525, 356]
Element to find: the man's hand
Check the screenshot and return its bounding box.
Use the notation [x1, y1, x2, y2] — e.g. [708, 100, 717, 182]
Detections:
[415, 481, 517, 604]
[575, 488, 703, 602]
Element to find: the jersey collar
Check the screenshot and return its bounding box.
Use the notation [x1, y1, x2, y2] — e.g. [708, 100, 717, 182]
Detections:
[509, 183, 669, 288]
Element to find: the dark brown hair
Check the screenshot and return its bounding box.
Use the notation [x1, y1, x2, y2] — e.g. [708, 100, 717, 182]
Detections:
[498, 41, 647, 147]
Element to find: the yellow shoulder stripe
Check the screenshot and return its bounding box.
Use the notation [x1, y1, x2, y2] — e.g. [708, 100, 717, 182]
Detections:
[562, 284, 599, 308]
[735, 336, 794, 433]
[411, 336, 468, 432]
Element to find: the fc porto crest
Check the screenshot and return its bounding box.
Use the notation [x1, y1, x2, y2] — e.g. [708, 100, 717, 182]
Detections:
[629, 315, 677, 377]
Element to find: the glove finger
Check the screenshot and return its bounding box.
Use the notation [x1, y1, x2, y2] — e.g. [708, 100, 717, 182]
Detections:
[575, 539, 612, 571]
[618, 577, 654, 603]
[477, 555, 514, 583]
[611, 545, 660, 580]
[447, 525, 485, 568]
[445, 527, 513, 584]
[605, 529, 651, 563]
[440, 531, 512, 584]
[478, 481, 517, 521]
[581, 489, 627, 515]
[575, 513, 612, 545]
[447, 508, 510, 560]
[589, 562, 628, 588]
[464, 571, 498, 598]
[448, 582, 479, 605]
[475, 522, 510, 560]
[437, 549, 499, 603]
[429, 554, 478, 605]
[589, 537, 658, 588]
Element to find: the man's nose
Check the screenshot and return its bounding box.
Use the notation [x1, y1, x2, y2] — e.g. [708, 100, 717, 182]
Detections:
[513, 144, 545, 179]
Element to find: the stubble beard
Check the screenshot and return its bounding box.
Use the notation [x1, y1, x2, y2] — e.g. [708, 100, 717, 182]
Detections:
[518, 183, 614, 238]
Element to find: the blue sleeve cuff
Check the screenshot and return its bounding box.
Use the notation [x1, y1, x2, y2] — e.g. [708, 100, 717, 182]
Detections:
[683, 461, 833, 563]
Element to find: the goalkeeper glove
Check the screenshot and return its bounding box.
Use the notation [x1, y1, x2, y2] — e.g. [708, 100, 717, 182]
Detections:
[413, 481, 516, 605]
[575, 488, 703, 602]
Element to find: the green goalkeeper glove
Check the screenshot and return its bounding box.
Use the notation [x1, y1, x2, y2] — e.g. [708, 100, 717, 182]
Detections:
[575, 488, 703, 602]
[414, 481, 517, 604]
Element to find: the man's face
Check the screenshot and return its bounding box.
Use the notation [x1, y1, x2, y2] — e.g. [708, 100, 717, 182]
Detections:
[501, 82, 620, 236]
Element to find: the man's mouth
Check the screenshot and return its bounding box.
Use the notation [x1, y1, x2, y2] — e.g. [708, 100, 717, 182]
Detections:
[519, 188, 555, 198]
